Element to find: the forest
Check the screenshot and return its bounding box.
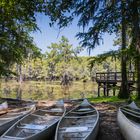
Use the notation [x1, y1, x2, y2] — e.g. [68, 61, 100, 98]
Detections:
[3, 36, 121, 82]
[0, 1, 140, 99]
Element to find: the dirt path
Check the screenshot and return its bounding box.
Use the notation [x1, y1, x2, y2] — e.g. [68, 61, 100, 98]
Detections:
[94, 103, 125, 140]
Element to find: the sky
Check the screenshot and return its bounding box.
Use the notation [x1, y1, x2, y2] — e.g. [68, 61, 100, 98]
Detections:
[31, 14, 119, 56]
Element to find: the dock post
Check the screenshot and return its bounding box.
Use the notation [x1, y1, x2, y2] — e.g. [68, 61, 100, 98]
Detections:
[113, 84, 116, 96]
[106, 84, 109, 96]
[103, 83, 106, 96]
[98, 83, 100, 97]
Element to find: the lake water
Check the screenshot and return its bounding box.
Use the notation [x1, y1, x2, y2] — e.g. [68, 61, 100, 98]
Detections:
[0, 80, 98, 101]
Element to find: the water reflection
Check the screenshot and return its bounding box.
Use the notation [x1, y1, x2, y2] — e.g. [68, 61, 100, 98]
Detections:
[46, 87, 54, 100]
[3, 86, 10, 97]
[0, 80, 97, 100]
[15, 85, 22, 100]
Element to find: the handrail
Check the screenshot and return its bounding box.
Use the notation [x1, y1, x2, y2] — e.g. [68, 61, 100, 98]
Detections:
[96, 72, 135, 82]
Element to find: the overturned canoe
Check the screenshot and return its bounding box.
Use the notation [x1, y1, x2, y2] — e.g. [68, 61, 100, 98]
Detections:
[0, 98, 35, 108]
[117, 101, 140, 140]
[55, 99, 99, 140]
[0, 102, 8, 111]
[0, 104, 36, 136]
[1, 100, 65, 140]
[0, 102, 8, 115]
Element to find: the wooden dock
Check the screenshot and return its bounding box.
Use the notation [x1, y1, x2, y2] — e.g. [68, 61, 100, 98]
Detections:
[96, 72, 136, 97]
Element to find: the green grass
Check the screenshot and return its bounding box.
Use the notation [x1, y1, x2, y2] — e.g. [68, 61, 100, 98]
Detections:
[134, 98, 140, 106]
[88, 95, 140, 106]
[88, 96, 126, 103]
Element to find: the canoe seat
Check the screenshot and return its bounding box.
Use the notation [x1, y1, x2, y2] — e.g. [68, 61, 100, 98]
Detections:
[71, 110, 95, 114]
[61, 126, 89, 133]
[17, 124, 46, 130]
[77, 108, 91, 112]
[121, 107, 140, 115]
[64, 114, 97, 119]
[41, 108, 63, 113]
[122, 109, 140, 119]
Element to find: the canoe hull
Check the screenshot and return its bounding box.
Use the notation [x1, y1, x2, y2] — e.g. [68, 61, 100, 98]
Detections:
[1, 104, 65, 140]
[117, 109, 140, 140]
[23, 122, 57, 140]
[0, 116, 22, 136]
[86, 118, 99, 140]
[55, 99, 99, 140]
[0, 104, 35, 136]
[1, 123, 57, 140]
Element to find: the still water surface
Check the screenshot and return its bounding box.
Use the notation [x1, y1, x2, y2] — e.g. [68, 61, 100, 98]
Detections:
[0, 80, 97, 101]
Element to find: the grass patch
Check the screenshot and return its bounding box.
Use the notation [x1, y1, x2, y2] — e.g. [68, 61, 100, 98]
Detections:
[134, 98, 140, 107]
[88, 95, 140, 106]
[88, 96, 126, 103]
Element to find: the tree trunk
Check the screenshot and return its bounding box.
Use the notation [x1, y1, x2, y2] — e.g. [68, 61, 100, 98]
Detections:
[136, 58, 140, 98]
[19, 64, 22, 84]
[118, 0, 129, 99]
[16, 64, 22, 83]
[131, 0, 140, 98]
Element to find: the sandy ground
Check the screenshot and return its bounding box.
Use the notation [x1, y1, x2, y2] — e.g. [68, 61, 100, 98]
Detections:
[95, 102, 125, 140]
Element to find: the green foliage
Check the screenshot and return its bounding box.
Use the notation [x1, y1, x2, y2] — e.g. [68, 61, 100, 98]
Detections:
[0, 0, 45, 76]
[46, 1, 140, 52]
[4, 36, 121, 81]
[46, 1, 122, 51]
[46, 36, 79, 80]
[46, 0, 140, 98]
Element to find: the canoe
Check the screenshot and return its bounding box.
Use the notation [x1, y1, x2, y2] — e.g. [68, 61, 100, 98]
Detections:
[117, 101, 140, 140]
[55, 99, 99, 140]
[0, 97, 32, 102]
[0, 102, 8, 111]
[0, 104, 36, 136]
[1, 100, 65, 140]
[0, 98, 35, 107]
[0, 102, 8, 115]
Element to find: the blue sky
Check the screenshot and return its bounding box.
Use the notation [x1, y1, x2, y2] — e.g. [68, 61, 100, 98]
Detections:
[31, 14, 119, 56]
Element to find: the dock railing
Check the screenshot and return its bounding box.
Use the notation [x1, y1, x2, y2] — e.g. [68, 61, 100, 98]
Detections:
[96, 72, 135, 83]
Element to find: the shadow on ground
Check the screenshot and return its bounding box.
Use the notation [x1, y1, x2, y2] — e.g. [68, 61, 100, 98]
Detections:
[95, 102, 125, 140]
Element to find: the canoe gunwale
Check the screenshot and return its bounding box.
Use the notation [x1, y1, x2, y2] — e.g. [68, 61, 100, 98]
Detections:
[2, 135, 25, 139]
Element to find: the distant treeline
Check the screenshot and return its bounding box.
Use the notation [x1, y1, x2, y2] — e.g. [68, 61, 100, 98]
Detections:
[3, 56, 121, 82]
